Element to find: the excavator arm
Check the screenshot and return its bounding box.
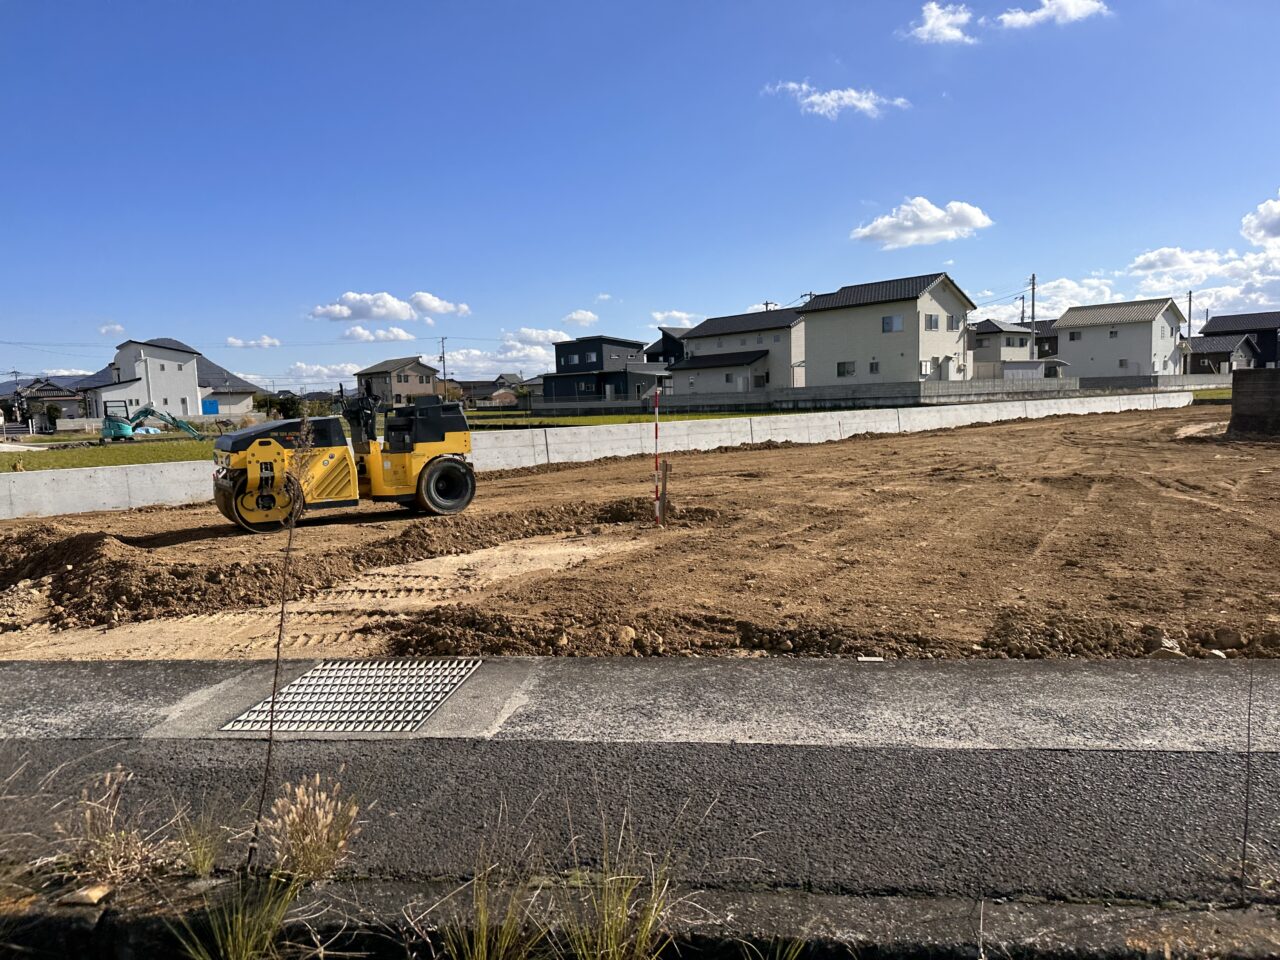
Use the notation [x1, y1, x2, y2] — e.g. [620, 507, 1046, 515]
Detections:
[128, 404, 206, 440]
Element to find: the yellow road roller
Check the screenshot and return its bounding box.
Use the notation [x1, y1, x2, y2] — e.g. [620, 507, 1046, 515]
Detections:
[213, 394, 475, 532]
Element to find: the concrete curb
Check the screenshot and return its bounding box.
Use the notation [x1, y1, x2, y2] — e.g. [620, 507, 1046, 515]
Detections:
[0, 392, 1193, 520]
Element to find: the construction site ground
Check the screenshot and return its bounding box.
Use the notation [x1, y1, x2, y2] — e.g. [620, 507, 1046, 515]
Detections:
[1, 404, 1278, 662]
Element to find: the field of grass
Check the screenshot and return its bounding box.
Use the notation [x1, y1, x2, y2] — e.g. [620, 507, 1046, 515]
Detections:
[1193, 388, 1232, 401]
[0, 438, 215, 472]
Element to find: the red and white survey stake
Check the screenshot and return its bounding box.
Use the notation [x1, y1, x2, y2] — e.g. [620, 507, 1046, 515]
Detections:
[653, 388, 661, 525]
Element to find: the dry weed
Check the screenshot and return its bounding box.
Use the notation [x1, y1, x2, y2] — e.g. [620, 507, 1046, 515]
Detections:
[58, 766, 175, 885]
[262, 773, 360, 883]
[174, 872, 301, 960]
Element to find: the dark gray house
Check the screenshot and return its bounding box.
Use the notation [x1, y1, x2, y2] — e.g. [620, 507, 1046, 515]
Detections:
[1184, 334, 1261, 374]
[541, 336, 668, 401]
[1200, 311, 1280, 368]
[643, 327, 688, 367]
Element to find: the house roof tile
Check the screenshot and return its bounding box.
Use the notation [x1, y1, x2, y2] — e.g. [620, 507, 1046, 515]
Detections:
[1055, 298, 1184, 329]
[669, 350, 770, 371]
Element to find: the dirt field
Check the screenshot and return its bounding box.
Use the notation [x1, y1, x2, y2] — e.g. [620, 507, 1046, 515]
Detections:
[1, 406, 1278, 661]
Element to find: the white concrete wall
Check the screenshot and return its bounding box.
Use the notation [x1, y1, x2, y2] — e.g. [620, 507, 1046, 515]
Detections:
[0, 393, 1194, 519]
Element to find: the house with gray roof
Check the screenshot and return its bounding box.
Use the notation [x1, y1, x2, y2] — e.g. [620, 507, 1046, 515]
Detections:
[798, 273, 975, 387]
[1184, 334, 1261, 375]
[1200, 310, 1280, 368]
[1054, 298, 1186, 378]
[643, 326, 688, 367]
[355, 356, 442, 407]
[674, 308, 801, 393]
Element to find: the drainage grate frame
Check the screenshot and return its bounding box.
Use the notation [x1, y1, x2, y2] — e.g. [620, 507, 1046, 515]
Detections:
[222, 658, 481, 733]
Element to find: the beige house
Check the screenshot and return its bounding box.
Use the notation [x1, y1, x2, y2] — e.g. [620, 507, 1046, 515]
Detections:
[1055, 299, 1186, 378]
[355, 356, 442, 406]
[671, 308, 802, 394]
[799, 273, 976, 386]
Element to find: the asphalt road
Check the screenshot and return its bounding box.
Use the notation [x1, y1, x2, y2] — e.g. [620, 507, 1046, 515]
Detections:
[1, 658, 1275, 904]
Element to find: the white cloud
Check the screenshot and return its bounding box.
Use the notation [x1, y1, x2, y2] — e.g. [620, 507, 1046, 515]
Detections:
[342, 325, 416, 342]
[746, 303, 768, 313]
[43, 368, 93, 377]
[311, 291, 416, 323]
[1241, 189, 1280, 250]
[765, 81, 910, 120]
[851, 196, 994, 249]
[98, 323, 124, 336]
[910, 2, 976, 43]
[974, 276, 1119, 325]
[226, 335, 282, 349]
[447, 333, 557, 379]
[998, 0, 1109, 29]
[943, 258, 955, 266]
[410, 291, 470, 318]
[650, 310, 703, 328]
[562, 309, 599, 326]
[595, 293, 613, 302]
[512, 327, 571, 344]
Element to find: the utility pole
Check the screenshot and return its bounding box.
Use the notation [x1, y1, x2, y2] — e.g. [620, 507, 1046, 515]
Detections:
[1029, 273, 1037, 359]
[762, 301, 777, 311]
[1019, 295, 1026, 325]
[1187, 291, 1193, 340]
[438, 337, 448, 396]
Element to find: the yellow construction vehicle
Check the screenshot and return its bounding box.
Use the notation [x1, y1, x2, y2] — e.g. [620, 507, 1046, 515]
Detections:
[212, 394, 475, 532]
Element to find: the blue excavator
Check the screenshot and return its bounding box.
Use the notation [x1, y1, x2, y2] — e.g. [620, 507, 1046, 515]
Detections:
[101, 401, 205, 442]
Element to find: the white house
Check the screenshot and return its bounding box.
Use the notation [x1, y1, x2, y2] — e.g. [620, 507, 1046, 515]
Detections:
[1054, 299, 1186, 378]
[670, 308, 802, 394]
[799, 273, 975, 386]
[79, 338, 258, 419]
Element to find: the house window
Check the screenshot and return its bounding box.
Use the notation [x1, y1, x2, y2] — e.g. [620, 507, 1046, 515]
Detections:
[1200, 358, 1211, 368]
[947, 315, 960, 331]
[419, 375, 426, 383]
[586, 352, 598, 362]
[773, 333, 781, 343]
[1069, 331, 1082, 341]
[869, 361, 880, 374]
[565, 354, 579, 365]
[1108, 330, 1118, 339]
[920, 360, 932, 376]
[757, 334, 763, 344]
[162, 397, 169, 406]
[1118, 359, 1128, 369]
[177, 363, 183, 371]
[395, 393, 402, 403]
[716, 338, 723, 347]
[724, 373, 733, 384]
[1005, 337, 1014, 347]
[925, 314, 939, 331]
[837, 361, 855, 377]
[882, 315, 903, 333]
[976, 337, 988, 348]
[1160, 325, 1167, 339]
[739, 338, 747, 346]
[1018, 338, 1028, 347]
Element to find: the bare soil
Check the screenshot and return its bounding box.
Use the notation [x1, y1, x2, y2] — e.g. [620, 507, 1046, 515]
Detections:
[2, 406, 1278, 661]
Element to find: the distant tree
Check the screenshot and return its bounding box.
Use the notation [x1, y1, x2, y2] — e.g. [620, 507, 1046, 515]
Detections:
[0, 400, 15, 424]
[44, 403, 62, 432]
[275, 394, 304, 419]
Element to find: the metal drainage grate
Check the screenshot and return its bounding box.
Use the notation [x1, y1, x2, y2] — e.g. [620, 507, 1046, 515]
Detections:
[222, 658, 481, 733]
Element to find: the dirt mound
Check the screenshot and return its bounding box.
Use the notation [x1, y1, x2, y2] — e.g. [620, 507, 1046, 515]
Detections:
[0, 498, 717, 630]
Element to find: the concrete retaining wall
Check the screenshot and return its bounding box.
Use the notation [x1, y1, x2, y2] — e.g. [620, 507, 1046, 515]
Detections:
[0, 393, 1193, 520]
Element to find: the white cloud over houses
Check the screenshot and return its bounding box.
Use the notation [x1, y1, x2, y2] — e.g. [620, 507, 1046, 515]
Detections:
[342, 325, 416, 342]
[910, 2, 976, 43]
[650, 310, 703, 328]
[44, 368, 93, 377]
[972, 187, 1280, 332]
[447, 332, 558, 379]
[226, 335, 282, 348]
[997, 0, 1109, 29]
[309, 289, 470, 325]
[98, 323, 124, 336]
[562, 309, 599, 326]
[852, 197, 993, 249]
[765, 81, 910, 120]
[409, 291, 470, 317]
[512, 327, 571, 344]
[1241, 189, 1280, 250]
[235, 361, 363, 391]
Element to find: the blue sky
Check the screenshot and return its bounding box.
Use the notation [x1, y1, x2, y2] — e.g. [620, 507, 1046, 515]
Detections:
[2, 0, 1279, 387]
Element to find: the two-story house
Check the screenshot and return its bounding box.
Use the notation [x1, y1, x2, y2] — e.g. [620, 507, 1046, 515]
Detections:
[669, 308, 802, 395]
[355, 356, 442, 406]
[1199, 310, 1280, 368]
[798, 273, 975, 386]
[541, 336, 668, 401]
[79, 338, 204, 418]
[1054, 298, 1186, 378]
